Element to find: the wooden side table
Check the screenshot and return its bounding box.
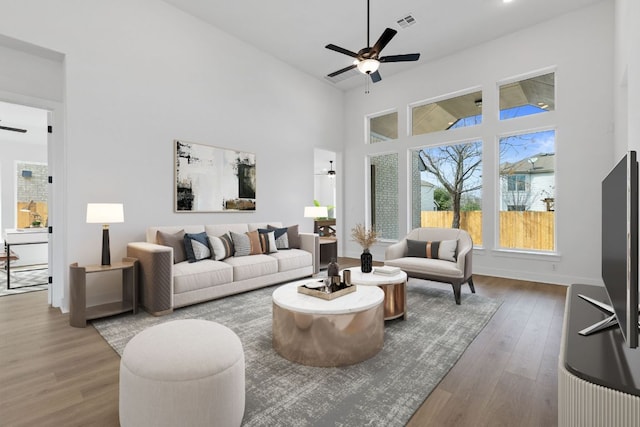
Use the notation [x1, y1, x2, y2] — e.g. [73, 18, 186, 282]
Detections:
[69, 257, 138, 328]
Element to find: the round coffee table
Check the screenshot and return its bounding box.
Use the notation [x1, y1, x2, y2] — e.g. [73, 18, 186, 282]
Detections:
[272, 281, 384, 367]
[344, 267, 408, 320]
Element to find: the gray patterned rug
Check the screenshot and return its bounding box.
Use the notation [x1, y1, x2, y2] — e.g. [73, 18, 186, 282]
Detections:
[93, 279, 501, 427]
[0, 266, 48, 297]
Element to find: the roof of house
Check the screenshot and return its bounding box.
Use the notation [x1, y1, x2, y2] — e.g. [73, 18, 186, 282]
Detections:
[501, 152, 555, 174]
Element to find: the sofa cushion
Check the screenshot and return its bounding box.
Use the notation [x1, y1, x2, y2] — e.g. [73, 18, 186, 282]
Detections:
[156, 229, 187, 264]
[184, 232, 212, 263]
[223, 254, 278, 281]
[267, 226, 289, 249]
[407, 239, 457, 262]
[257, 229, 278, 254]
[268, 249, 312, 272]
[173, 260, 233, 294]
[385, 257, 463, 279]
[208, 233, 234, 261]
[230, 231, 263, 257]
[268, 224, 300, 249]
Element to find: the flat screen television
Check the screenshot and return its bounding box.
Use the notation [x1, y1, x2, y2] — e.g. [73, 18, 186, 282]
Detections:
[580, 150, 639, 348]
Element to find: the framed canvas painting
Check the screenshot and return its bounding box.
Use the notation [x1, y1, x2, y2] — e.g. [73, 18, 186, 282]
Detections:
[175, 140, 256, 212]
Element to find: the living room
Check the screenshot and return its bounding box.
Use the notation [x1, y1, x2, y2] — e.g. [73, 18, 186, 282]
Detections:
[0, 0, 638, 425]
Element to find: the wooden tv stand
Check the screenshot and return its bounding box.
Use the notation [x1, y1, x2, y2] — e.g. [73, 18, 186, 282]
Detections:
[559, 284, 640, 426]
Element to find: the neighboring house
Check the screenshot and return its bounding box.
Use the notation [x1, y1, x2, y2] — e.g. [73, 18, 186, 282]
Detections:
[420, 180, 436, 211]
[499, 153, 555, 212]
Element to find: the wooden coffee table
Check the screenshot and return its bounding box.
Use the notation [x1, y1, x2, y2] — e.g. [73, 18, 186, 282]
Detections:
[344, 267, 408, 320]
[272, 281, 384, 367]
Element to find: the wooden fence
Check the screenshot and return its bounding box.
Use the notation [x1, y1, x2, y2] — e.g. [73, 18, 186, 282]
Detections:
[421, 210, 555, 251]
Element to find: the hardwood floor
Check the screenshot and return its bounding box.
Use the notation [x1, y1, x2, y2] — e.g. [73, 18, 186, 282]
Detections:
[0, 264, 566, 427]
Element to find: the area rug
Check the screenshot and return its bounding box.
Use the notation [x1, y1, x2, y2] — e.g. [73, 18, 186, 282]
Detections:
[93, 279, 501, 426]
[0, 266, 48, 297]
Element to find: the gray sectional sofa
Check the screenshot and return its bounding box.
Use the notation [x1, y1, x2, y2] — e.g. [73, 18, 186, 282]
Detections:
[127, 222, 319, 315]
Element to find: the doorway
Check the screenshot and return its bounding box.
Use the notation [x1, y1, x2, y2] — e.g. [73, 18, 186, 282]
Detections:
[314, 148, 337, 269]
[0, 100, 49, 296]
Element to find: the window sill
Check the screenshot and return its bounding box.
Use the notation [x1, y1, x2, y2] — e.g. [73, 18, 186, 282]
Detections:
[491, 248, 562, 262]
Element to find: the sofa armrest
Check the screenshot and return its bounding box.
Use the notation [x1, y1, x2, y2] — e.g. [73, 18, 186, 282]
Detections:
[299, 232, 320, 274]
[126, 242, 174, 315]
[385, 240, 407, 260]
[456, 244, 473, 281]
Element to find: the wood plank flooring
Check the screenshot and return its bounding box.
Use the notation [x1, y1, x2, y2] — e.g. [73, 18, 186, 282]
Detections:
[0, 262, 566, 427]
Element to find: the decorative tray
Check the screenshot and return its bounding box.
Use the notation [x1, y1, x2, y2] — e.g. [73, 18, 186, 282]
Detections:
[298, 281, 356, 300]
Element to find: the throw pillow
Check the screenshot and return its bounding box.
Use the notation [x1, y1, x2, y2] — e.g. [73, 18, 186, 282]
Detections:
[258, 229, 278, 254]
[267, 226, 289, 250]
[406, 239, 457, 262]
[231, 231, 263, 257]
[285, 224, 300, 249]
[208, 233, 234, 261]
[183, 232, 212, 263]
[156, 229, 187, 264]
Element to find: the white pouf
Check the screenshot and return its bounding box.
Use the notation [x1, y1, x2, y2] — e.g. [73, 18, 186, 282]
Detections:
[119, 319, 245, 427]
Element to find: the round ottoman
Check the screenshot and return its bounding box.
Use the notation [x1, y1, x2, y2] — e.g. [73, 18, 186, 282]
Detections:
[119, 319, 245, 427]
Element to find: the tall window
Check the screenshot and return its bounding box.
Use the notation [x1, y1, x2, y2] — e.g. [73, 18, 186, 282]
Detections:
[410, 141, 483, 245]
[368, 111, 398, 144]
[370, 153, 398, 240]
[411, 90, 482, 136]
[499, 130, 555, 251]
[499, 72, 555, 120]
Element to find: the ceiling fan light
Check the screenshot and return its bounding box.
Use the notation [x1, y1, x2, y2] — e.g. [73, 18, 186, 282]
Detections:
[357, 59, 380, 74]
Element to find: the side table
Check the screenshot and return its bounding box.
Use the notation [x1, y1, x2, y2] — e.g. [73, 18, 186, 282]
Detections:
[344, 267, 408, 321]
[69, 257, 138, 328]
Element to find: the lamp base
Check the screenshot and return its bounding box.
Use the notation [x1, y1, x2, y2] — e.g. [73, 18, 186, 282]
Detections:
[101, 227, 111, 266]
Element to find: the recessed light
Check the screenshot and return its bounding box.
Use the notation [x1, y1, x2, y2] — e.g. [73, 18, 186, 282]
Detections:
[503, 0, 514, 3]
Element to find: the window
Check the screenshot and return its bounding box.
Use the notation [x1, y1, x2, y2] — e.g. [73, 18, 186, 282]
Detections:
[507, 174, 526, 192]
[368, 111, 398, 143]
[370, 153, 398, 240]
[499, 72, 555, 120]
[499, 130, 555, 251]
[411, 90, 482, 136]
[410, 141, 483, 245]
[16, 162, 48, 228]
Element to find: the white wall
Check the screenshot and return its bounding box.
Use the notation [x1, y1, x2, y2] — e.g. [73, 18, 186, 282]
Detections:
[615, 0, 640, 156]
[342, 1, 614, 286]
[0, 0, 344, 310]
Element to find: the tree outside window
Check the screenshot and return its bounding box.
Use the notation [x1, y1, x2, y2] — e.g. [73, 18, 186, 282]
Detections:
[411, 141, 483, 245]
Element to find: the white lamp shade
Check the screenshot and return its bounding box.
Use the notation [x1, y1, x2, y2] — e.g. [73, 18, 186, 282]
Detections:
[357, 59, 380, 74]
[304, 206, 328, 218]
[86, 203, 124, 224]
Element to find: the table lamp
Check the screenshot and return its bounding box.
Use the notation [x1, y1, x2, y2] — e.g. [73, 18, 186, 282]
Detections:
[86, 203, 124, 265]
[304, 206, 328, 219]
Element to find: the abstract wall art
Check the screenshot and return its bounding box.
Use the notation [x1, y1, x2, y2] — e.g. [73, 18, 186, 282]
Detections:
[175, 140, 256, 212]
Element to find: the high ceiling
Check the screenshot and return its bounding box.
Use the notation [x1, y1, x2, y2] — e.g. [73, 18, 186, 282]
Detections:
[162, 0, 603, 90]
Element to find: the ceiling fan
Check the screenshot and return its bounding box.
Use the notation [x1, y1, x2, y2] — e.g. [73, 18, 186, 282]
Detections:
[0, 119, 27, 133]
[325, 0, 420, 83]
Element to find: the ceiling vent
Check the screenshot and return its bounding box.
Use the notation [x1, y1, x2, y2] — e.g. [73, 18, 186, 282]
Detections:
[396, 14, 416, 29]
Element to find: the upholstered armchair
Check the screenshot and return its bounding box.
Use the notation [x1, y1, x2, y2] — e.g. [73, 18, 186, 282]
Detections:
[384, 227, 475, 304]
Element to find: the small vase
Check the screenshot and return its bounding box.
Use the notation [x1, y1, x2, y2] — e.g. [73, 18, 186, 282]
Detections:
[327, 258, 340, 277]
[360, 249, 373, 273]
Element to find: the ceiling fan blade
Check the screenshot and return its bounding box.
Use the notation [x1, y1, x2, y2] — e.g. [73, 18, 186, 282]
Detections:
[327, 64, 358, 78]
[325, 44, 359, 58]
[370, 70, 382, 83]
[372, 28, 397, 54]
[379, 53, 421, 63]
[0, 125, 27, 133]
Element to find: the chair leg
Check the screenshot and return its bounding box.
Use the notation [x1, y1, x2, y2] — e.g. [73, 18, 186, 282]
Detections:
[453, 283, 461, 305]
[468, 276, 476, 294]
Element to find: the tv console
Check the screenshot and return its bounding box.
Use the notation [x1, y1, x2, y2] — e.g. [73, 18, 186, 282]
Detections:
[559, 284, 640, 426]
